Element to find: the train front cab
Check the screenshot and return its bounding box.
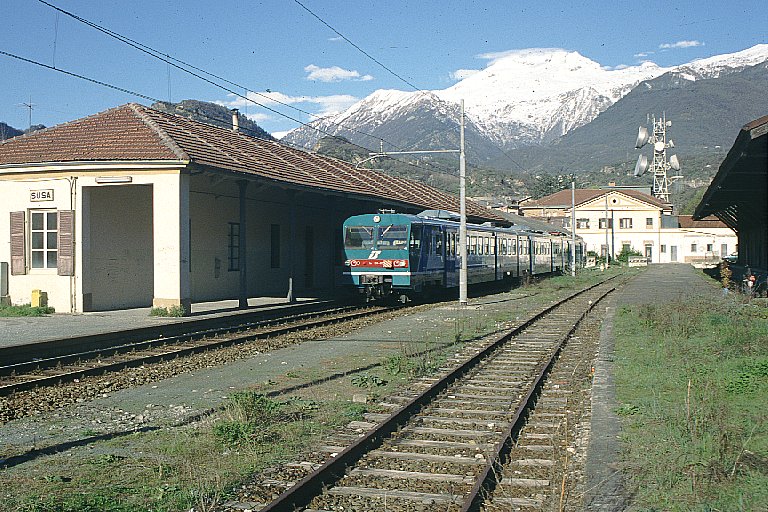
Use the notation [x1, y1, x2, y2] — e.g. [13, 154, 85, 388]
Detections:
[342, 214, 412, 300]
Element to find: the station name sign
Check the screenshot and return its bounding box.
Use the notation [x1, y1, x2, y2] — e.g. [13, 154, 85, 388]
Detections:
[30, 189, 54, 202]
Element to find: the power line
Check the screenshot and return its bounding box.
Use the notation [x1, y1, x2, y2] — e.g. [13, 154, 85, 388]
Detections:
[0, 49, 453, 179]
[24, 1, 477, 181]
[34, 0, 463, 178]
[292, 0, 420, 91]
[3, 50, 159, 102]
[36, 0, 391, 151]
[290, 0, 530, 175]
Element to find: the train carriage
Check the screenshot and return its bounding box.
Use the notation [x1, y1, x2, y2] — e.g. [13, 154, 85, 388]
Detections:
[342, 210, 583, 301]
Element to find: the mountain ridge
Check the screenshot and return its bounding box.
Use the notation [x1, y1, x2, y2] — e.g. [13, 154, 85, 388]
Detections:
[283, 44, 768, 158]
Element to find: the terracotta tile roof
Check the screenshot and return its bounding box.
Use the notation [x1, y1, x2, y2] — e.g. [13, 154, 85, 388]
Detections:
[0, 103, 502, 222]
[678, 215, 730, 229]
[525, 188, 670, 209]
[0, 104, 186, 163]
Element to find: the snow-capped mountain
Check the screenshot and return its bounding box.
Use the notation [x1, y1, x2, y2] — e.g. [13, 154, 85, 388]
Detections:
[282, 44, 768, 153]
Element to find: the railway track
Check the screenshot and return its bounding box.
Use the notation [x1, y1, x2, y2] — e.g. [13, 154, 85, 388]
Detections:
[0, 304, 392, 397]
[250, 278, 615, 512]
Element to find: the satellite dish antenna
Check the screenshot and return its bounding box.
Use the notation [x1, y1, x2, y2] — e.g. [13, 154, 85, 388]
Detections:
[654, 141, 665, 152]
[668, 140, 675, 148]
[635, 126, 649, 148]
[634, 154, 649, 176]
[670, 154, 680, 171]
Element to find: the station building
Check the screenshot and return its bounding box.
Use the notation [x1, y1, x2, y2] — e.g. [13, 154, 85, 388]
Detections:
[0, 103, 501, 313]
[519, 188, 737, 265]
[695, 114, 768, 277]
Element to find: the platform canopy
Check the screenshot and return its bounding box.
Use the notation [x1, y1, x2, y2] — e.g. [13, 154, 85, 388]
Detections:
[694, 114, 768, 231]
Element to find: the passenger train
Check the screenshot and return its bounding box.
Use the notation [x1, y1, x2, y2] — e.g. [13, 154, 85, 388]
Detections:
[341, 210, 585, 301]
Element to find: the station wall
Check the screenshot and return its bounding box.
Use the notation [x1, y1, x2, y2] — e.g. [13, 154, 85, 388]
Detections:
[1, 166, 390, 313]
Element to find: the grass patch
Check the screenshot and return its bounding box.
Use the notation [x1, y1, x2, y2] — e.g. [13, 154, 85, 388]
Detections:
[614, 296, 768, 510]
[149, 305, 186, 317]
[0, 304, 55, 317]
[0, 394, 370, 512]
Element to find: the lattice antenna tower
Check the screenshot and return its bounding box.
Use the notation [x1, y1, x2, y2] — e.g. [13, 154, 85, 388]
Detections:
[633, 113, 681, 203]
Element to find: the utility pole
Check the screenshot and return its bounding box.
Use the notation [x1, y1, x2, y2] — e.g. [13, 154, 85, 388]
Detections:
[459, 100, 468, 305]
[604, 194, 610, 268]
[571, 181, 576, 277]
[352, 99, 468, 306]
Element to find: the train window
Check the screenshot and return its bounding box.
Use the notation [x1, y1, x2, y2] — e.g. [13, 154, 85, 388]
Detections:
[450, 233, 456, 256]
[500, 239, 506, 256]
[378, 225, 408, 247]
[470, 236, 477, 255]
[484, 237, 490, 255]
[344, 226, 374, 249]
[434, 232, 443, 255]
[490, 238, 496, 255]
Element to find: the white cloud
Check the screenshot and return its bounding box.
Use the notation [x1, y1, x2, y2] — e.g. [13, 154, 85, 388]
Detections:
[450, 69, 481, 81]
[272, 131, 291, 139]
[304, 64, 374, 82]
[476, 48, 564, 65]
[244, 112, 272, 123]
[634, 51, 653, 58]
[328, 36, 343, 42]
[215, 91, 360, 121]
[602, 64, 630, 71]
[659, 40, 703, 49]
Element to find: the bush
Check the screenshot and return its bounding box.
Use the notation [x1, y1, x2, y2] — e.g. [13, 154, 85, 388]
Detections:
[0, 303, 55, 317]
[615, 246, 643, 264]
[149, 305, 186, 317]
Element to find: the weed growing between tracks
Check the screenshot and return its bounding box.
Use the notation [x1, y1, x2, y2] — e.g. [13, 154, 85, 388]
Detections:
[614, 297, 768, 510]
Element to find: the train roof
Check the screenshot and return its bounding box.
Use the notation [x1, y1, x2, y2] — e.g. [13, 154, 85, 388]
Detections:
[346, 210, 579, 239]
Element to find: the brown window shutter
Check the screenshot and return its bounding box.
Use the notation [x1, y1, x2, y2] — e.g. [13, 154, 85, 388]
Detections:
[58, 210, 74, 276]
[10, 211, 26, 275]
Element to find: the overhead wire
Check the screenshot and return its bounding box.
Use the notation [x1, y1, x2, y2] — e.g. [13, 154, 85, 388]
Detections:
[292, 0, 420, 91]
[34, 0, 458, 178]
[0, 50, 453, 179]
[290, 0, 532, 174]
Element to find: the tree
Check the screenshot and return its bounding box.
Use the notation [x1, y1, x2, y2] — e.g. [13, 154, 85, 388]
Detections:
[528, 172, 577, 199]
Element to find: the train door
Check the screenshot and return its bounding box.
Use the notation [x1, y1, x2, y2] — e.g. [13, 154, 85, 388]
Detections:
[528, 237, 535, 276]
[444, 228, 458, 287]
[425, 225, 444, 283]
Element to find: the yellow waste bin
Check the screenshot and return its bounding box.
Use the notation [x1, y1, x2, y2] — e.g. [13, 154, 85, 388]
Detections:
[31, 289, 48, 308]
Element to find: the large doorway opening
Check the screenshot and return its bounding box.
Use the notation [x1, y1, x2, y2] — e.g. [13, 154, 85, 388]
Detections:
[88, 185, 153, 310]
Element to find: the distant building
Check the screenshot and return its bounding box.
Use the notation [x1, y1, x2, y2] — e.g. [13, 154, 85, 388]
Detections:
[519, 188, 736, 264]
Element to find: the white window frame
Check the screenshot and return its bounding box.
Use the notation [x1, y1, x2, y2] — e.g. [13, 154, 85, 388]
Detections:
[29, 209, 58, 270]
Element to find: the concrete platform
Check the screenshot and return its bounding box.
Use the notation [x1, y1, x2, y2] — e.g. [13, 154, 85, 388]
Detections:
[0, 296, 325, 348]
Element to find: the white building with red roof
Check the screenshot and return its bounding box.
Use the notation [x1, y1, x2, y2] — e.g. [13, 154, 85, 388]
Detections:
[519, 188, 736, 265]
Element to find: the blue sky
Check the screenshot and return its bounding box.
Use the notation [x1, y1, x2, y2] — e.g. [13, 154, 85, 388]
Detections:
[1, 0, 766, 136]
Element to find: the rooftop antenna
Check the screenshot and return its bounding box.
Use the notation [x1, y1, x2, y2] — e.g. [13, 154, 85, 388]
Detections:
[19, 97, 35, 131]
[633, 113, 681, 202]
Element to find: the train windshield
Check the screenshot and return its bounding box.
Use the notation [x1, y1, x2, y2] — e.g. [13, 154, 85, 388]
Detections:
[377, 225, 408, 248]
[344, 226, 375, 249]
